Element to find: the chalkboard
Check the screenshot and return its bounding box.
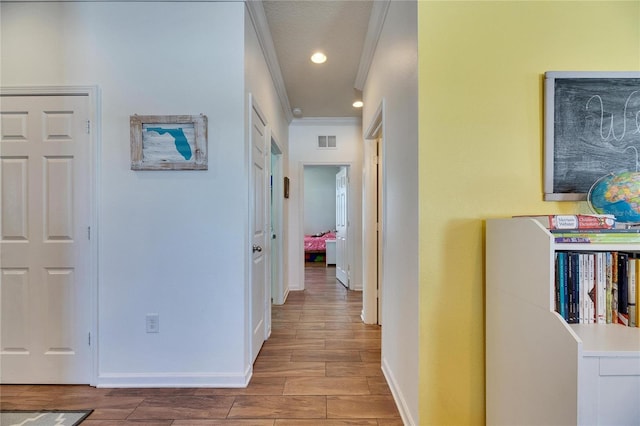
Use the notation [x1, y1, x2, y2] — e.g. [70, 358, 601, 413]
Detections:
[544, 71, 640, 201]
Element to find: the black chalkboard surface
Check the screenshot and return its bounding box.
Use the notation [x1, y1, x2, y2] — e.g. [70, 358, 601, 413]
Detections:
[544, 72, 640, 201]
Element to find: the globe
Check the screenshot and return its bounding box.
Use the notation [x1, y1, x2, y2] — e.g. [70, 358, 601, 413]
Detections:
[588, 171, 640, 224]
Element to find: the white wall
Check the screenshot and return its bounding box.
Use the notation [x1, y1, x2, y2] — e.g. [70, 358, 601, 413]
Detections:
[304, 166, 339, 235]
[244, 4, 290, 350]
[362, 1, 419, 424]
[1, 1, 257, 386]
[287, 119, 363, 291]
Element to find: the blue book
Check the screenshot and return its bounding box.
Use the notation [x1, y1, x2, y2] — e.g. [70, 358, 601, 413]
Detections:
[556, 252, 568, 320]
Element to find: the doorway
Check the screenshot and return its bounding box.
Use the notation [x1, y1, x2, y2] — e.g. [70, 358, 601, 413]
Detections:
[271, 139, 285, 305]
[301, 164, 352, 289]
[363, 102, 384, 325]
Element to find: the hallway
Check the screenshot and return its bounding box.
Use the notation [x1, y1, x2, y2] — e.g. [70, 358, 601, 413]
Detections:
[0, 267, 402, 425]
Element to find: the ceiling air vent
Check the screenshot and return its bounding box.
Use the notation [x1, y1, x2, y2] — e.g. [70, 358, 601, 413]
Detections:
[318, 135, 337, 149]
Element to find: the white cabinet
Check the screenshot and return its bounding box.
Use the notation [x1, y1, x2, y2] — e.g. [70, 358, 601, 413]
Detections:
[486, 218, 640, 426]
[325, 239, 336, 265]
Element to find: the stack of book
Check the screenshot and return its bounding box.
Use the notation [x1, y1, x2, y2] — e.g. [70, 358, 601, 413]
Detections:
[515, 213, 640, 243]
[555, 250, 639, 327]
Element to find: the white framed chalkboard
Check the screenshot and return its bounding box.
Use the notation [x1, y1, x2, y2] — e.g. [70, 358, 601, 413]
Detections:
[544, 71, 640, 201]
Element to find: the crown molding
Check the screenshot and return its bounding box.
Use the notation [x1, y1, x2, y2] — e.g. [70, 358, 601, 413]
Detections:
[354, 0, 390, 91]
[245, 0, 294, 123]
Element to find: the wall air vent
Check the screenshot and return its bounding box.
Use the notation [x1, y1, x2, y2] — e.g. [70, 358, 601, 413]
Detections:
[318, 135, 337, 149]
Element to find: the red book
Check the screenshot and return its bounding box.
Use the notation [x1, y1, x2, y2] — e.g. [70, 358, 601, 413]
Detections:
[514, 214, 616, 230]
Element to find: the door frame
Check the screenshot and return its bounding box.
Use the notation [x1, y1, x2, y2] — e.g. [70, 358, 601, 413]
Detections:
[298, 161, 354, 290]
[0, 85, 100, 384]
[270, 139, 286, 305]
[363, 100, 385, 325]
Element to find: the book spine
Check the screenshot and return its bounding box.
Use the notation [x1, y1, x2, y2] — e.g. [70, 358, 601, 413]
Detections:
[554, 233, 640, 243]
[569, 252, 580, 324]
[629, 256, 637, 327]
[522, 214, 616, 230]
[579, 253, 586, 323]
[618, 252, 629, 326]
[612, 252, 619, 325]
[637, 257, 640, 327]
[596, 252, 606, 324]
[558, 252, 568, 320]
[587, 253, 596, 324]
[606, 252, 613, 324]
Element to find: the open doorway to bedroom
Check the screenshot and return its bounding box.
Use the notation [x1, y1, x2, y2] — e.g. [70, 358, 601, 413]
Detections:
[302, 164, 349, 288]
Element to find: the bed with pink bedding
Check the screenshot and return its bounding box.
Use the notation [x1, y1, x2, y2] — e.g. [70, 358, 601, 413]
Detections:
[304, 231, 336, 264]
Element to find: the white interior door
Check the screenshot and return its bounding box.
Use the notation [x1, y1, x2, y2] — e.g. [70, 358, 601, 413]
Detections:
[250, 104, 268, 363]
[0, 94, 92, 383]
[335, 167, 348, 286]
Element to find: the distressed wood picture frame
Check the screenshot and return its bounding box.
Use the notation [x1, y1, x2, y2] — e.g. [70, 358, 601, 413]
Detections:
[130, 114, 208, 170]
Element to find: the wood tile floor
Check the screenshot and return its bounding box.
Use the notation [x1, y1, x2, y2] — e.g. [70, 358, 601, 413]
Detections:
[0, 267, 403, 425]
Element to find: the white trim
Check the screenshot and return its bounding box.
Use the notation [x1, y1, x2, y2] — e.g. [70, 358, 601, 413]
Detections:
[354, 0, 391, 91]
[365, 100, 384, 140]
[96, 370, 251, 388]
[270, 138, 286, 305]
[298, 161, 355, 291]
[0, 85, 100, 386]
[362, 99, 385, 325]
[245, 0, 293, 123]
[382, 356, 416, 426]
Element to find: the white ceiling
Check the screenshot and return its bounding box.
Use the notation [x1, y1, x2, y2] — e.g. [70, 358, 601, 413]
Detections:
[258, 0, 378, 120]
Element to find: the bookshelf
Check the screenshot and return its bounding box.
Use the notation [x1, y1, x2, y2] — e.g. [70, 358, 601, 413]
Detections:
[486, 218, 640, 426]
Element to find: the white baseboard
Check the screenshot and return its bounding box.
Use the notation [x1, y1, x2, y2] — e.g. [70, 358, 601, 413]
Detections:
[96, 368, 251, 388]
[382, 356, 416, 426]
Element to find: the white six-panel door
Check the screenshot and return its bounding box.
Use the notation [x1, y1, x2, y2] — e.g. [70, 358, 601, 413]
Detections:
[0, 94, 92, 383]
[250, 104, 268, 363]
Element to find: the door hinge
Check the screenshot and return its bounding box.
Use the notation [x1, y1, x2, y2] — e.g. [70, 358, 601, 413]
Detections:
[88, 226, 91, 240]
[86, 120, 91, 134]
[88, 332, 91, 346]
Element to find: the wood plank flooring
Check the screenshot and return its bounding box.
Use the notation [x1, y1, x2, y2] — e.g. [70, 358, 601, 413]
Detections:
[0, 267, 402, 425]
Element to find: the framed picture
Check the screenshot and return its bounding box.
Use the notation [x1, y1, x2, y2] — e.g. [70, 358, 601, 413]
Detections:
[130, 114, 208, 170]
[544, 71, 640, 200]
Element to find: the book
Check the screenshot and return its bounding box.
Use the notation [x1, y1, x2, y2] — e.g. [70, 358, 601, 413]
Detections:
[556, 252, 568, 320]
[637, 257, 640, 327]
[629, 256, 637, 327]
[596, 252, 606, 324]
[568, 252, 580, 324]
[515, 214, 616, 230]
[554, 232, 640, 244]
[618, 252, 629, 326]
[612, 252, 619, 324]
[550, 228, 640, 234]
[606, 252, 613, 324]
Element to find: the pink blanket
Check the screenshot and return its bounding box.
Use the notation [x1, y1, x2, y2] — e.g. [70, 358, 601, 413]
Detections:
[304, 232, 336, 252]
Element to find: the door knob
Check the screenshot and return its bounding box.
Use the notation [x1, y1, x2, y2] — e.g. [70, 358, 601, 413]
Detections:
[253, 245, 263, 253]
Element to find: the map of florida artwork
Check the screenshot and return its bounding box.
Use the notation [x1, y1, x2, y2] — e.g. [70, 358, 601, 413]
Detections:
[142, 123, 195, 162]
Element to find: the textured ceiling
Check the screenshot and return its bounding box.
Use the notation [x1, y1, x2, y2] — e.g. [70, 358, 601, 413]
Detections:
[263, 0, 373, 118]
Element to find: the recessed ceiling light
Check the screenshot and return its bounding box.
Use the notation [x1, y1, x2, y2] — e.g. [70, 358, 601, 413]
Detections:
[352, 101, 364, 108]
[310, 52, 327, 64]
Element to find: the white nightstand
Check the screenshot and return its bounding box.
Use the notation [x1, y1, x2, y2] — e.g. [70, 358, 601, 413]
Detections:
[325, 239, 336, 265]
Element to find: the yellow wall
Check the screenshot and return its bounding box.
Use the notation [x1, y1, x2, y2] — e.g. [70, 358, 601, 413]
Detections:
[418, 1, 640, 424]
